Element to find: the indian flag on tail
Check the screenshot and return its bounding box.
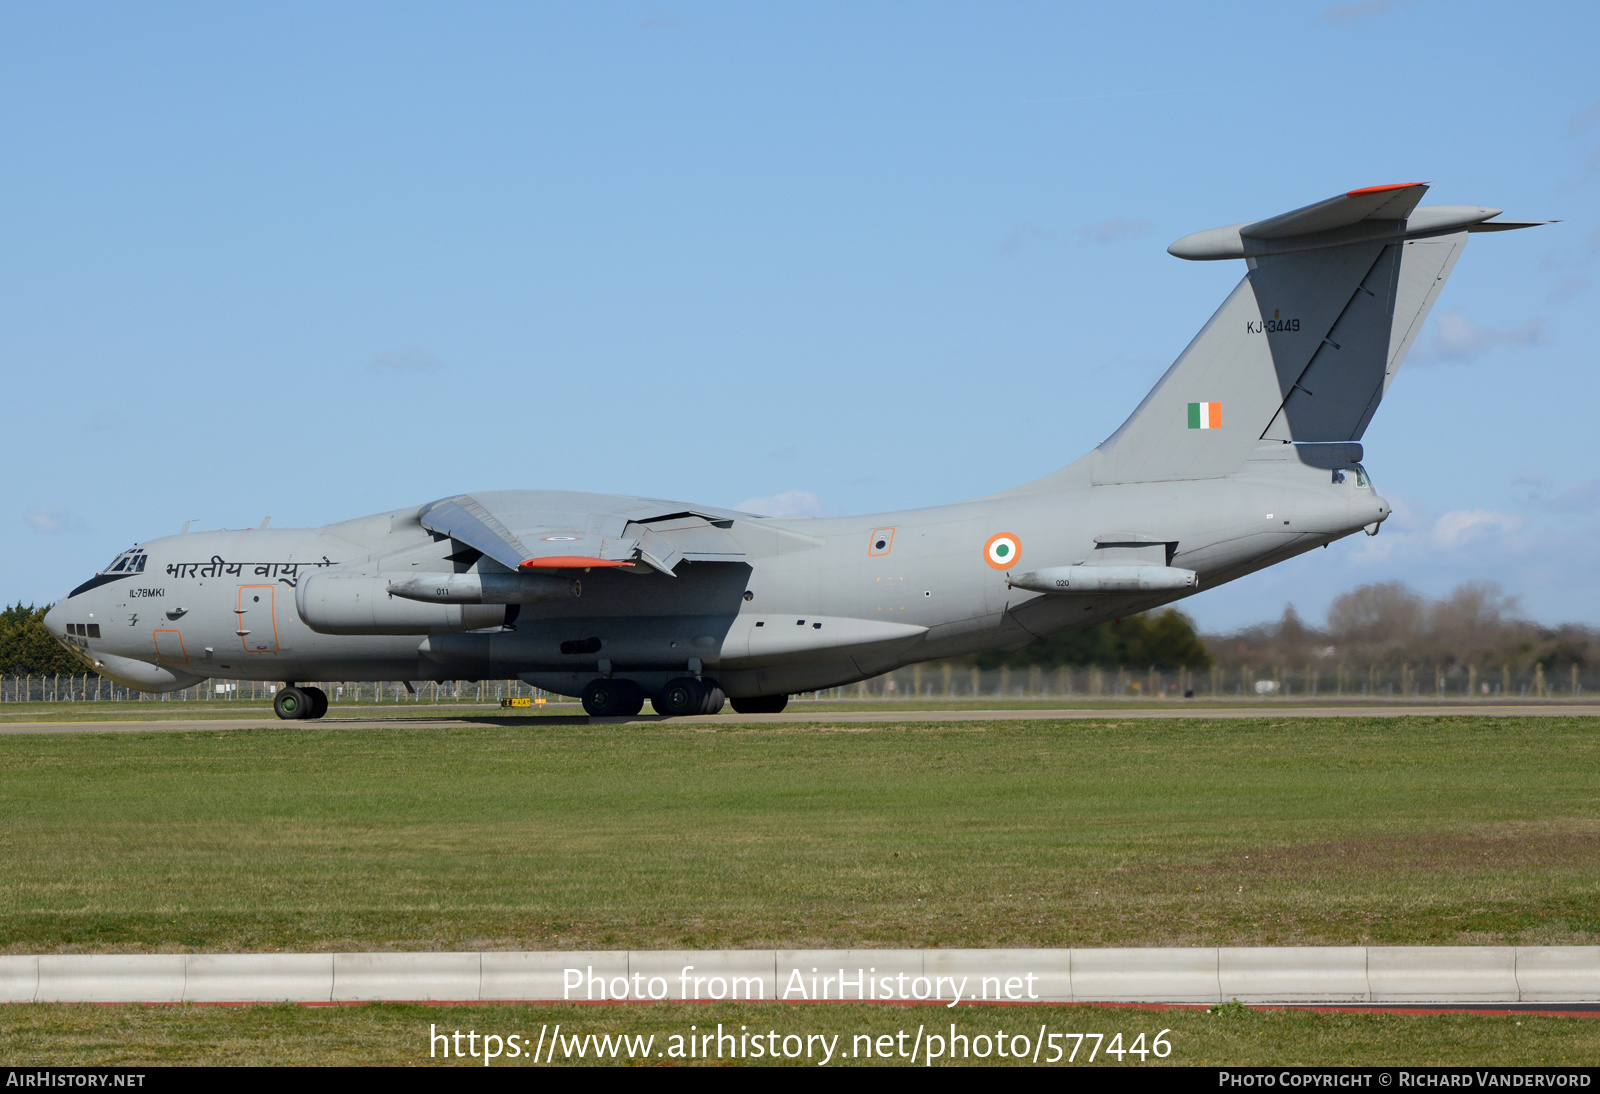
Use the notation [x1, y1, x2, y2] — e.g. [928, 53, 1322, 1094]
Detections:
[1187, 401, 1222, 429]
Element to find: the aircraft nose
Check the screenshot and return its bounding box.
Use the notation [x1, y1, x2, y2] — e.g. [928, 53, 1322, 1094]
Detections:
[41, 603, 66, 640]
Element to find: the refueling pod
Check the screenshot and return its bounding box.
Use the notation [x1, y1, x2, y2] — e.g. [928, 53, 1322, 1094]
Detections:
[1007, 565, 1199, 594]
[386, 572, 580, 605]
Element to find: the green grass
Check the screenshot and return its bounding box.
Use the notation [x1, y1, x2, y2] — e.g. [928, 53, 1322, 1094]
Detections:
[1, 716, 1597, 953]
[2, 1002, 1596, 1066]
[3, 693, 1590, 724]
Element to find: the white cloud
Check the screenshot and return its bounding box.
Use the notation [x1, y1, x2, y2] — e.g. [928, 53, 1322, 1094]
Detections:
[735, 490, 826, 518]
[1078, 217, 1151, 244]
[25, 508, 83, 534]
[1430, 509, 1524, 550]
[1412, 312, 1545, 363]
[368, 347, 445, 373]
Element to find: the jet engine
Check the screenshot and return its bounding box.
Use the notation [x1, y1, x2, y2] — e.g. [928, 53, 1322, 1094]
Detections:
[295, 572, 508, 635]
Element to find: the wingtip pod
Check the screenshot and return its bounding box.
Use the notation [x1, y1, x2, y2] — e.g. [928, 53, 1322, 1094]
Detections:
[1168, 184, 1544, 261]
[1168, 224, 1251, 260]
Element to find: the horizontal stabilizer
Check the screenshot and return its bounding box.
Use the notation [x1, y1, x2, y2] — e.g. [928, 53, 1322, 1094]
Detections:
[1245, 182, 1428, 239]
[1168, 183, 1542, 261]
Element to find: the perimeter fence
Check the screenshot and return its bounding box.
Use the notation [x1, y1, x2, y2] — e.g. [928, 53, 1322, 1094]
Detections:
[3, 661, 1592, 705]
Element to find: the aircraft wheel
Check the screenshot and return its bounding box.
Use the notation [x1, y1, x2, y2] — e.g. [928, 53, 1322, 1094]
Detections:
[303, 686, 329, 719]
[699, 681, 725, 715]
[731, 694, 788, 714]
[273, 686, 311, 720]
[651, 676, 704, 717]
[583, 678, 643, 717]
[611, 682, 645, 717]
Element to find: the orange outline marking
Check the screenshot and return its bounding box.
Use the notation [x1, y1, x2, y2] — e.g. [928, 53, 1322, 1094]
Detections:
[152, 629, 189, 665]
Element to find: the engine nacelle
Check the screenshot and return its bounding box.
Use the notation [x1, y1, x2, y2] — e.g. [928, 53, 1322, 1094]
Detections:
[296, 572, 507, 635]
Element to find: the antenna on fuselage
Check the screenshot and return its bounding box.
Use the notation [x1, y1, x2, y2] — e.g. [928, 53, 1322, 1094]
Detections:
[259, 517, 271, 530]
[181, 521, 191, 534]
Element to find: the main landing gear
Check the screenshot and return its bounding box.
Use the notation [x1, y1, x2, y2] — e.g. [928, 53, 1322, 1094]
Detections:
[273, 683, 328, 720]
[651, 676, 725, 717]
[578, 676, 732, 717]
[581, 678, 646, 717]
[730, 694, 788, 714]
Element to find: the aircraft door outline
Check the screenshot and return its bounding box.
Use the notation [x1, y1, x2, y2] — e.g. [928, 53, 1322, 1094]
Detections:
[237, 585, 281, 653]
[152, 629, 189, 664]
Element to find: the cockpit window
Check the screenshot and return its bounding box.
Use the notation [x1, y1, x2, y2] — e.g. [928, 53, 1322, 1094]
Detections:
[1354, 464, 1370, 488]
[102, 548, 146, 575]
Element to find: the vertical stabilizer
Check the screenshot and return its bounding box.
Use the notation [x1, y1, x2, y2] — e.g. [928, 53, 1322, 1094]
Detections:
[1083, 184, 1541, 486]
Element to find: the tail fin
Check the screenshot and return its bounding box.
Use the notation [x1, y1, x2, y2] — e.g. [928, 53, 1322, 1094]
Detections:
[1088, 183, 1547, 485]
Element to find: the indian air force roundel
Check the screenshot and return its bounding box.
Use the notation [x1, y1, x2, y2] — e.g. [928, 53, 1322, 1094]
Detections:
[983, 533, 1021, 570]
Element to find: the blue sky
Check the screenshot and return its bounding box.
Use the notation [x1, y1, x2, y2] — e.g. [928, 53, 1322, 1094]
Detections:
[3, 1, 1596, 632]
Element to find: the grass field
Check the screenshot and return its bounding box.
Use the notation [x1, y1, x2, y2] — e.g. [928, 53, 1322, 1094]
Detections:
[3, 695, 1593, 724]
[2, 1001, 1597, 1067]
[1, 715, 1596, 953]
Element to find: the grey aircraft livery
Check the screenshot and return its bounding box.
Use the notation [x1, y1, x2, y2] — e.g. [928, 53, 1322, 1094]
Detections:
[47, 184, 1546, 719]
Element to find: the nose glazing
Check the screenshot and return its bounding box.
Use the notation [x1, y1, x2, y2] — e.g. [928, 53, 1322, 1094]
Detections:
[41, 604, 65, 640]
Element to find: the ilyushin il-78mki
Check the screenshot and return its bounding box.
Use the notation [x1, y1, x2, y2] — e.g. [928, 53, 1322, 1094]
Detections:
[48, 184, 1546, 719]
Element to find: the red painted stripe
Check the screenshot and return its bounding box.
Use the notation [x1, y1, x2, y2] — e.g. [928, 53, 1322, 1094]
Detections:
[1346, 182, 1426, 197]
[519, 557, 631, 570]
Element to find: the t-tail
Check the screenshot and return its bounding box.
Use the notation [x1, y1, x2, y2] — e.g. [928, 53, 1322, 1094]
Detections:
[1085, 183, 1548, 485]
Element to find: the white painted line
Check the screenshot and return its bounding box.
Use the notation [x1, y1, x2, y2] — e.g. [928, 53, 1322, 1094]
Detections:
[36, 954, 186, 1004]
[1516, 946, 1600, 1002]
[1368, 946, 1519, 1003]
[0, 956, 40, 1004]
[185, 953, 334, 1003]
[1072, 947, 1220, 1003]
[10, 947, 1599, 1005]
[332, 952, 480, 1002]
[1220, 946, 1369, 1004]
[482, 951, 626, 1002]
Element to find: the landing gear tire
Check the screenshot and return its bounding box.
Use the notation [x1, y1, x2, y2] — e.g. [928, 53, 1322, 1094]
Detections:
[304, 686, 329, 719]
[651, 676, 705, 717]
[583, 679, 645, 717]
[274, 686, 311, 720]
[731, 694, 788, 714]
[698, 681, 725, 715]
[611, 681, 645, 717]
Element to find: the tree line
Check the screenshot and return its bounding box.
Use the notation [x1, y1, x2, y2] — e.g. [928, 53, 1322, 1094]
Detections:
[1, 603, 91, 677]
[1207, 581, 1595, 675]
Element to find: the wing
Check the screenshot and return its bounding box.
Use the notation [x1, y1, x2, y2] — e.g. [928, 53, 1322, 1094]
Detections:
[417, 492, 748, 576]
